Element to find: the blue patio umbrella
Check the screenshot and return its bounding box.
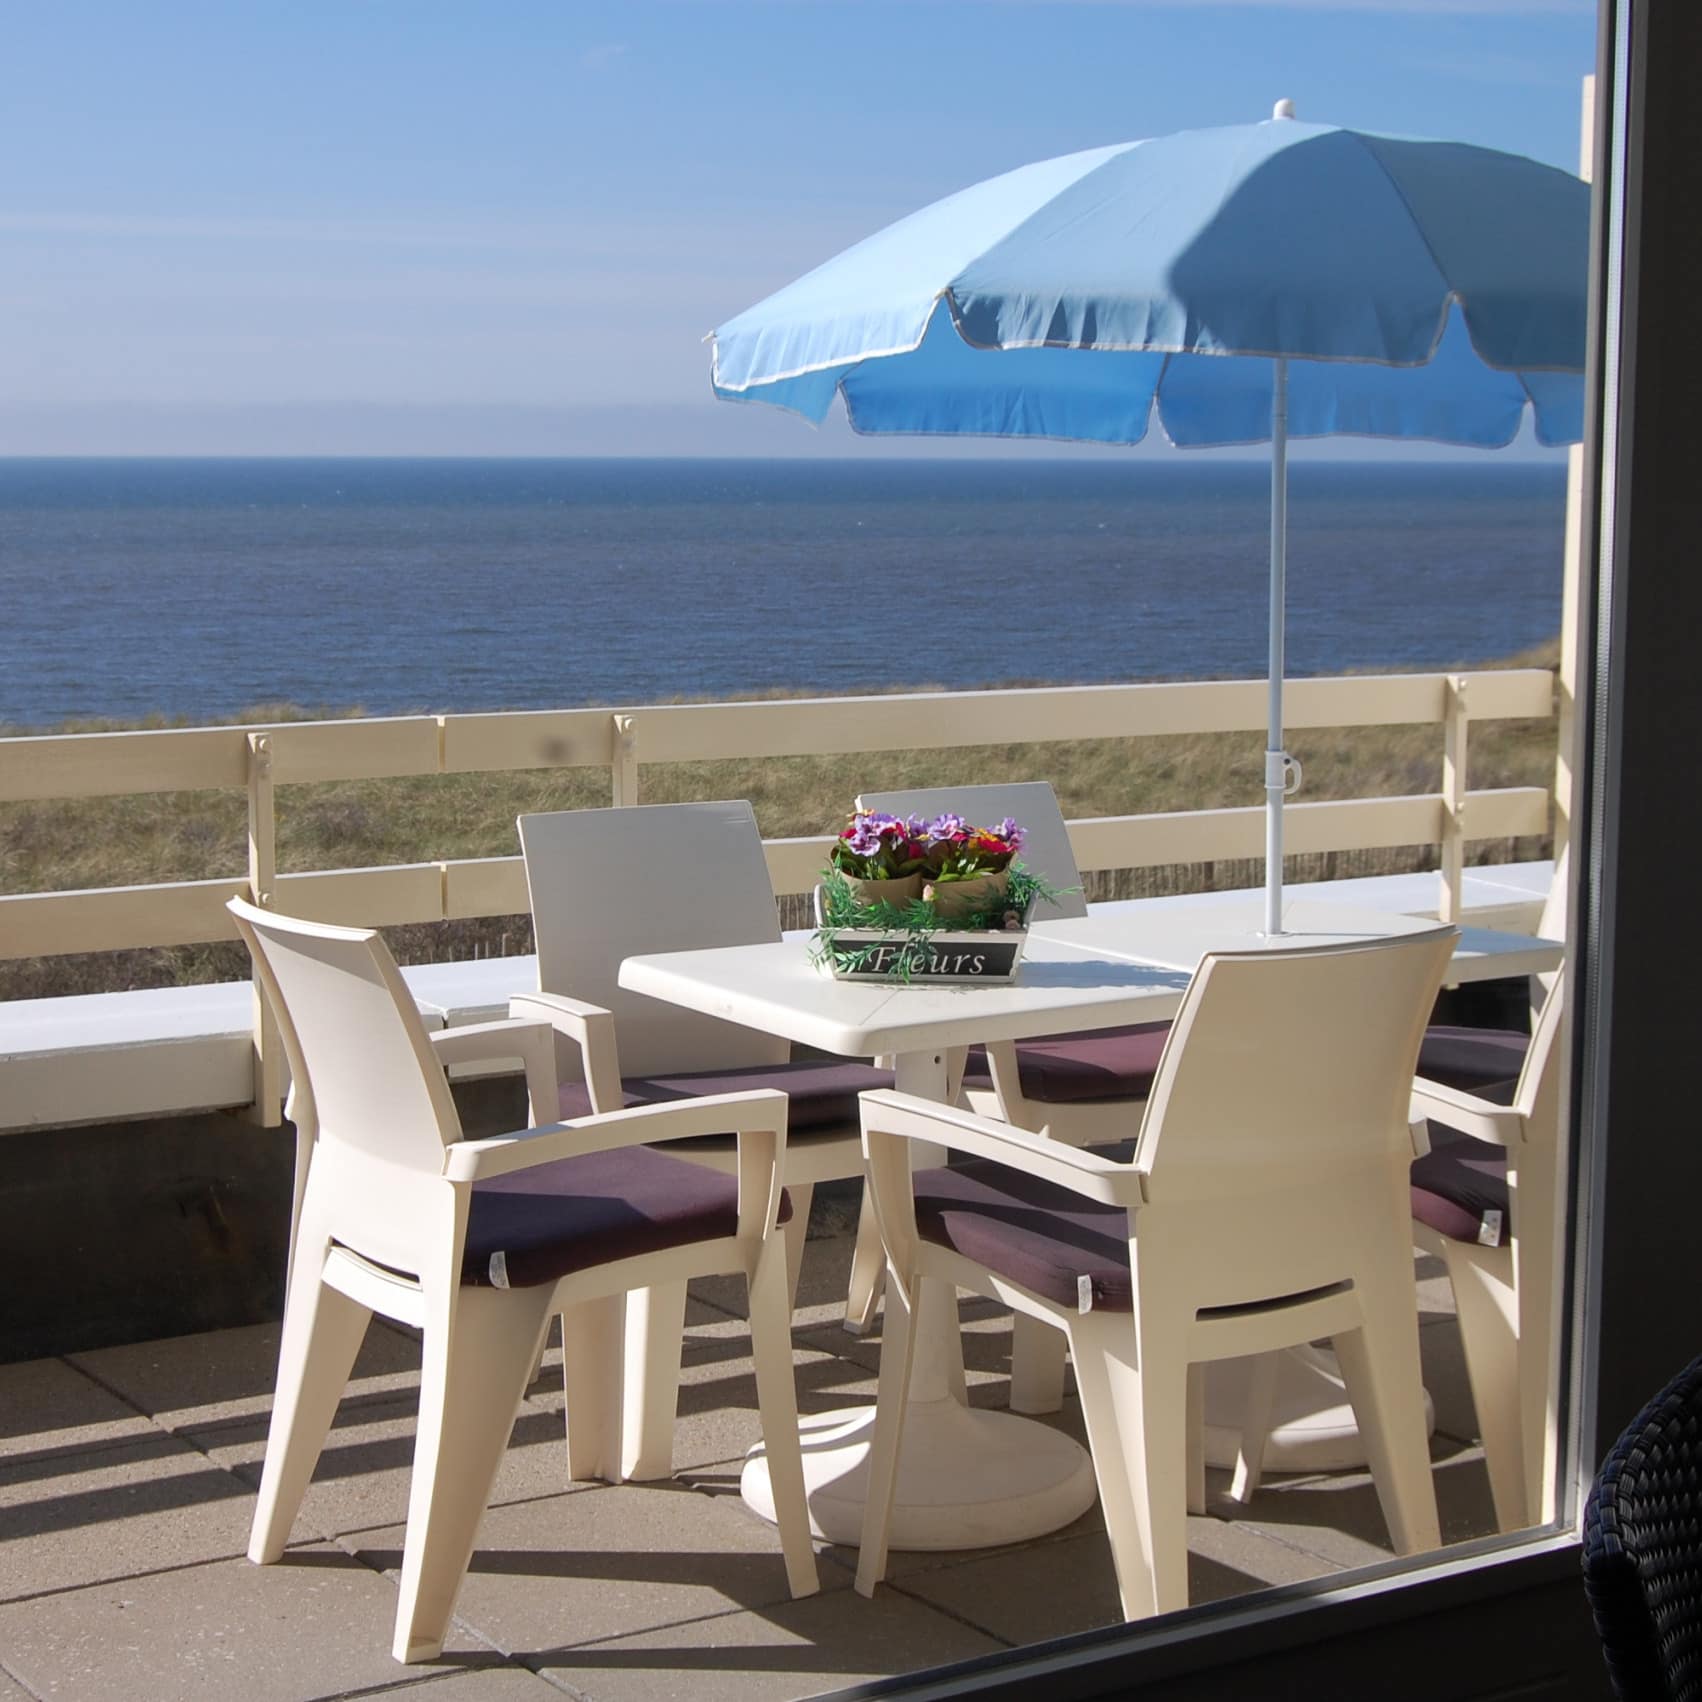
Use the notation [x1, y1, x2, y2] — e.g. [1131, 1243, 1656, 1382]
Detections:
[710, 104, 1589, 933]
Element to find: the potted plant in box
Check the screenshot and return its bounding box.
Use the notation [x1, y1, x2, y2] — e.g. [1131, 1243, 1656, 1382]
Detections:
[814, 808, 1066, 983]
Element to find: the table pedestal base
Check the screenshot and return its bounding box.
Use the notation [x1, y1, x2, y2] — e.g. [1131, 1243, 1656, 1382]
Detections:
[741, 1398, 1098, 1550]
[1202, 1346, 1436, 1474]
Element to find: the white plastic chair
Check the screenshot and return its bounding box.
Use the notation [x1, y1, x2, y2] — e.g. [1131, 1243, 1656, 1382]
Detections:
[229, 897, 816, 1664]
[1410, 969, 1568, 1532]
[1415, 845, 1567, 1098]
[854, 928, 1456, 1621]
[514, 801, 889, 1472]
[860, 781, 1166, 1398]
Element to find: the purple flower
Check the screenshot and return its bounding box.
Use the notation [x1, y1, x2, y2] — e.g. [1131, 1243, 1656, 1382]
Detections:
[904, 815, 928, 839]
[927, 812, 966, 839]
[997, 818, 1026, 850]
[843, 822, 884, 856]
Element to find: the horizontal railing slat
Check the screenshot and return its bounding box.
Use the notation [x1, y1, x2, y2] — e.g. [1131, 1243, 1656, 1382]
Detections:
[265, 719, 441, 784]
[0, 671, 1552, 802]
[441, 711, 621, 775]
[0, 787, 1550, 955]
[443, 857, 530, 919]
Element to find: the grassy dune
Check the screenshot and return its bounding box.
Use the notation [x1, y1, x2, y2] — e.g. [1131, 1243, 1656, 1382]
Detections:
[0, 644, 1559, 1000]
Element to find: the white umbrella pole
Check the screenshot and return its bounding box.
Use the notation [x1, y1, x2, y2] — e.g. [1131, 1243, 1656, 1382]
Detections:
[1264, 358, 1290, 938]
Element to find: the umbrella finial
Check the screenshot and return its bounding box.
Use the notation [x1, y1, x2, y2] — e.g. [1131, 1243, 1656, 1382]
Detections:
[1272, 98, 1297, 120]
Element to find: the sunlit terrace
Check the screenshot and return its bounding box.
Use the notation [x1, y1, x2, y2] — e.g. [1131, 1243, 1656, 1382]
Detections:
[1, 668, 1579, 1698]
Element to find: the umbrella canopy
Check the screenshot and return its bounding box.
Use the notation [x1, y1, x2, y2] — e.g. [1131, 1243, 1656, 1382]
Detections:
[709, 108, 1590, 931]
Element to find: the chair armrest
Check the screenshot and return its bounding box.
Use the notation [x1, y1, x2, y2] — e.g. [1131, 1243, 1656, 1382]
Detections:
[429, 1017, 558, 1127]
[1410, 1077, 1525, 1148]
[443, 1089, 789, 1181]
[857, 1089, 1146, 1207]
[508, 991, 622, 1114]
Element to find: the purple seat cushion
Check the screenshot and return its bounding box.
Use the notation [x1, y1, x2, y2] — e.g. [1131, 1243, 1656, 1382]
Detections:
[1411, 1122, 1511, 1248]
[1417, 1025, 1529, 1096]
[912, 1157, 1134, 1312]
[959, 1022, 1172, 1105]
[463, 1144, 792, 1289]
[557, 1057, 893, 1132]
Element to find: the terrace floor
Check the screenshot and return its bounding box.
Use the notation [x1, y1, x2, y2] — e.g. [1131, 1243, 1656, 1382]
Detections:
[1, 1222, 1498, 1702]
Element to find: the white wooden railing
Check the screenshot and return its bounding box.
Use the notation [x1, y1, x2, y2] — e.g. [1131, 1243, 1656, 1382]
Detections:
[0, 668, 1554, 1122]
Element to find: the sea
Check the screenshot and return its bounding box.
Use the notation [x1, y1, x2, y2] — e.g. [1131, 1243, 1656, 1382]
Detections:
[0, 457, 1567, 729]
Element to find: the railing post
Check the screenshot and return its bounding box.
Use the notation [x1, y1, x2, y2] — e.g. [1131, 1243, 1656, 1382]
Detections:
[246, 732, 282, 1128]
[1439, 676, 1468, 924]
[611, 714, 639, 807]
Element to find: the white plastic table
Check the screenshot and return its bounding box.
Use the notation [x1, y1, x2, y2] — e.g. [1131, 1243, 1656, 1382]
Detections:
[621, 906, 1564, 1537]
[619, 933, 1191, 1550]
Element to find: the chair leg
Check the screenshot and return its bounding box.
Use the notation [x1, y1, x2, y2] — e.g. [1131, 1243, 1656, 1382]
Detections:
[1186, 1363, 1207, 1517]
[747, 1235, 820, 1599]
[1071, 1309, 1191, 1621]
[843, 1184, 885, 1336]
[1333, 1251, 1442, 1556]
[392, 1281, 554, 1664]
[855, 1264, 921, 1598]
[619, 1281, 688, 1482]
[782, 1183, 814, 1311]
[1009, 1310, 1069, 1415]
[1440, 1242, 1526, 1531]
[1512, 1147, 1562, 1525]
[1227, 1352, 1281, 1506]
[249, 1244, 371, 1565]
[559, 1295, 627, 1484]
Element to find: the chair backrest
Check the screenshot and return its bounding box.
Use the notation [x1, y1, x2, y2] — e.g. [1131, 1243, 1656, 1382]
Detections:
[855, 780, 1089, 922]
[518, 801, 789, 1077]
[1532, 843, 1569, 1003]
[229, 897, 461, 1172]
[1514, 964, 1567, 1132]
[1135, 927, 1457, 1202]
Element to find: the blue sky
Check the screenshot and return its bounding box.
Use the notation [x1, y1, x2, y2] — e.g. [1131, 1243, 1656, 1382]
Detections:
[0, 0, 1597, 457]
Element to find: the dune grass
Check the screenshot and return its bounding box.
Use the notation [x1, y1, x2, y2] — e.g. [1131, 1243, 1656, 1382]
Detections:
[0, 645, 1559, 999]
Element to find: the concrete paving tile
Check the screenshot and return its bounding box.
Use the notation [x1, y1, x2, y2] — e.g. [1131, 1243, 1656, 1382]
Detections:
[531, 1587, 1004, 1702]
[349, 1479, 847, 1657]
[365, 1669, 569, 1699]
[889, 1510, 1337, 1647]
[1215, 1438, 1498, 1570]
[0, 1544, 502, 1701]
[1186, 1511, 1341, 1599]
[1415, 1254, 1459, 1325]
[818, 1501, 1104, 1591]
[68, 1319, 423, 1433]
[797, 1308, 1019, 1406]
[0, 1434, 253, 1602]
[1418, 1315, 1483, 1447]
[651, 1351, 865, 1479]
[0, 1668, 35, 1701]
[184, 1393, 595, 1546]
[524, 1329, 878, 1480]
[0, 1358, 156, 1465]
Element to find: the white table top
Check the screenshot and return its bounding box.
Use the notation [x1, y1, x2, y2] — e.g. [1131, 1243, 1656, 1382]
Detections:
[1031, 900, 1563, 986]
[621, 897, 1563, 1063]
[618, 934, 1190, 1060]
